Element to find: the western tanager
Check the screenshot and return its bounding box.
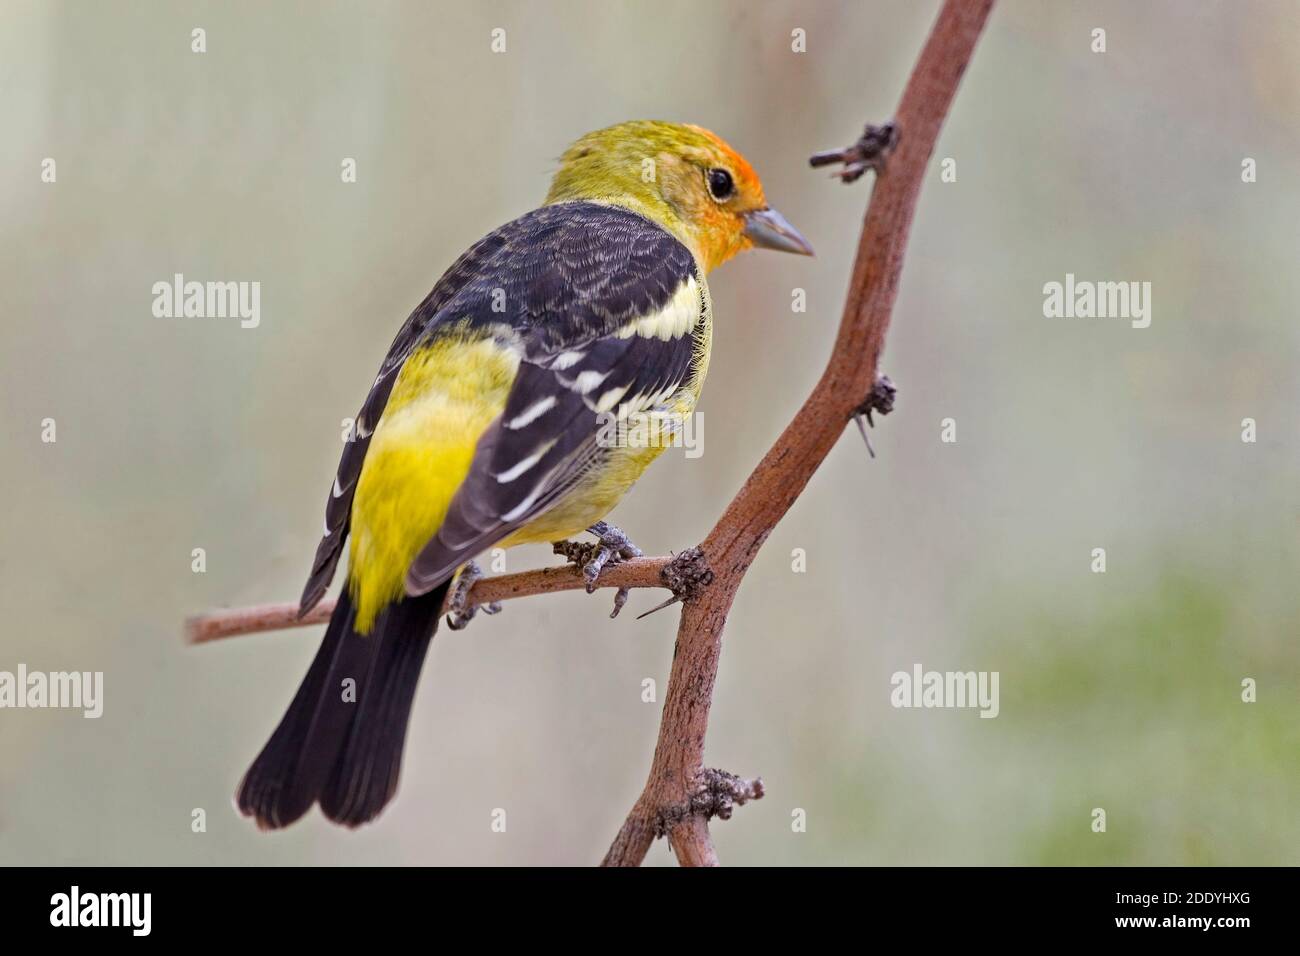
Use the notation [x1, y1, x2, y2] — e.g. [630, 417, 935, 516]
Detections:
[237, 121, 812, 829]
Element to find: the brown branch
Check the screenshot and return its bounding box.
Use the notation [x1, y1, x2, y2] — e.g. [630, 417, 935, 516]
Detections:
[185, 556, 671, 644]
[599, 0, 995, 867]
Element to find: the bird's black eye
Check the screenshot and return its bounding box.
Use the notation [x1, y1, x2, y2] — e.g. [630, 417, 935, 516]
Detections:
[707, 168, 735, 200]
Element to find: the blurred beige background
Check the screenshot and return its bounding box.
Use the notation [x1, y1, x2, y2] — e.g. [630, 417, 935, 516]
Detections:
[1, 0, 1296, 866]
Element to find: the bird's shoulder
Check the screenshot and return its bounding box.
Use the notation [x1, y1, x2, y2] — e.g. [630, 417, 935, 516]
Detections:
[411, 200, 702, 354]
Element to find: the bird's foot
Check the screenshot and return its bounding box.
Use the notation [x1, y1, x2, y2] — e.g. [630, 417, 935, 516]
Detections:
[445, 560, 502, 631]
[552, 521, 644, 619]
[851, 374, 897, 459]
[809, 120, 900, 183]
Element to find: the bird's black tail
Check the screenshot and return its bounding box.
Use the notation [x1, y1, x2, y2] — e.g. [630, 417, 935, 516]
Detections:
[236, 582, 449, 829]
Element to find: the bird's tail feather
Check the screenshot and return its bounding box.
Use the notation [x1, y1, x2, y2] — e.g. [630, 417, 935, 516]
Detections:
[236, 582, 448, 830]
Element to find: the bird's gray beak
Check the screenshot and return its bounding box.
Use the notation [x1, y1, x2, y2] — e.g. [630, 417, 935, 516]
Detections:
[743, 206, 814, 256]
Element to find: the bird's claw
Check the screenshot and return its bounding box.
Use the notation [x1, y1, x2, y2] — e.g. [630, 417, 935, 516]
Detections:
[582, 520, 643, 592]
[445, 560, 501, 630]
[553, 521, 643, 618]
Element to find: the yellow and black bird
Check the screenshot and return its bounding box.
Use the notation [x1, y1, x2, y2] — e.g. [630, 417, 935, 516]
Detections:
[237, 121, 812, 829]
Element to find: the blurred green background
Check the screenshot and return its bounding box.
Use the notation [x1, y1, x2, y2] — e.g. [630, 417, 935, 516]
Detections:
[1, 0, 1296, 866]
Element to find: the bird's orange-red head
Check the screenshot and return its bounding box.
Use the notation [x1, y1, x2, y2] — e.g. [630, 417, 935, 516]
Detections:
[545, 121, 812, 272]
